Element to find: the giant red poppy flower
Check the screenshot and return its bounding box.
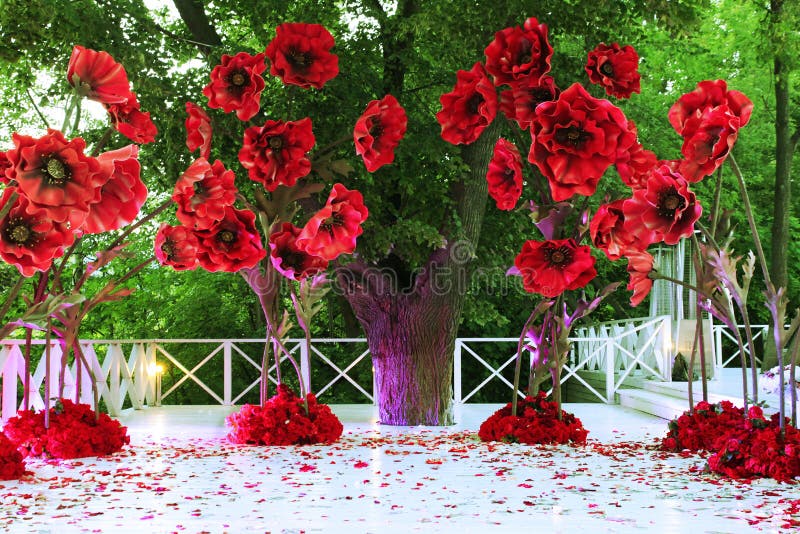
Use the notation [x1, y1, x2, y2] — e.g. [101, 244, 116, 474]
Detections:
[82, 145, 147, 234]
[265, 22, 339, 89]
[195, 207, 266, 272]
[589, 199, 651, 260]
[678, 106, 740, 182]
[0, 151, 11, 184]
[529, 83, 636, 201]
[185, 102, 212, 160]
[0, 187, 75, 277]
[486, 138, 523, 211]
[623, 165, 702, 246]
[296, 184, 368, 261]
[585, 43, 641, 99]
[203, 52, 267, 121]
[353, 94, 407, 172]
[668, 80, 753, 136]
[154, 224, 199, 271]
[239, 118, 315, 191]
[499, 75, 559, 130]
[484, 17, 553, 87]
[436, 62, 497, 145]
[514, 238, 596, 298]
[269, 222, 329, 281]
[173, 158, 237, 230]
[67, 45, 132, 105]
[6, 129, 105, 228]
[106, 97, 158, 144]
[625, 251, 654, 307]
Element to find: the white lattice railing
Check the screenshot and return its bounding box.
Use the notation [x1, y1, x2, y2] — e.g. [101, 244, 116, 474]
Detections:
[711, 324, 770, 369]
[1, 318, 677, 421]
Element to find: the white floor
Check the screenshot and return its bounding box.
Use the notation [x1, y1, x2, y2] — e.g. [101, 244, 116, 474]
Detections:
[0, 403, 797, 533]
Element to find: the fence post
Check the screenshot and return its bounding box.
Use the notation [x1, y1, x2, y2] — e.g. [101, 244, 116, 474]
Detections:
[454, 340, 462, 405]
[299, 341, 311, 395]
[223, 341, 232, 405]
[605, 338, 615, 404]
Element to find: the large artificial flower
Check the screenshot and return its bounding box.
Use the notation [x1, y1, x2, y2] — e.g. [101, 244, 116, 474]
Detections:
[6, 129, 105, 228]
[436, 62, 497, 145]
[239, 118, 315, 191]
[185, 102, 212, 160]
[353, 94, 407, 172]
[195, 207, 266, 272]
[668, 79, 753, 136]
[529, 83, 635, 201]
[615, 121, 658, 189]
[173, 158, 237, 230]
[484, 17, 553, 87]
[589, 199, 648, 260]
[269, 223, 329, 281]
[265, 22, 339, 89]
[585, 43, 641, 99]
[0, 151, 11, 184]
[623, 164, 702, 245]
[625, 251, 654, 307]
[202, 52, 267, 121]
[514, 238, 596, 298]
[678, 106, 740, 182]
[82, 145, 146, 234]
[154, 224, 199, 271]
[106, 98, 158, 144]
[486, 138, 523, 210]
[499, 75, 559, 130]
[67, 45, 132, 105]
[296, 184, 368, 261]
[0, 187, 75, 277]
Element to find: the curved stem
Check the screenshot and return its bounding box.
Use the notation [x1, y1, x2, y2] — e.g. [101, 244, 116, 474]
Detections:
[109, 198, 174, 250]
[25, 88, 51, 129]
[512, 307, 539, 417]
[90, 127, 116, 157]
[710, 166, 724, 239]
[44, 317, 52, 429]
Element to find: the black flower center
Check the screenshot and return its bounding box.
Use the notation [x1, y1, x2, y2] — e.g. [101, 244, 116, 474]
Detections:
[658, 187, 686, 218]
[269, 136, 284, 151]
[42, 156, 69, 186]
[545, 245, 573, 269]
[320, 213, 345, 235]
[218, 230, 236, 244]
[555, 125, 589, 148]
[282, 251, 306, 271]
[288, 49, 313, 69]
[161, 241, 175, 259]
[518, 39, 533, 65]
[369, 121, 383, 139]
[529, 88, 554, 109]
[193, 181, 206, 197]
[467, 93, 484, 115]
[230, 71, 247, 87]
[600, 62, 614, 77]
[4, 217, 35, 246]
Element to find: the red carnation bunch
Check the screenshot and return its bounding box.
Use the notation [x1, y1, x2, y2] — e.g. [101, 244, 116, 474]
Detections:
[479, 391, 588, 445]
[2, 399, 129, 459]
[0, 432, 25, 480]
[227, 384, 343, 445]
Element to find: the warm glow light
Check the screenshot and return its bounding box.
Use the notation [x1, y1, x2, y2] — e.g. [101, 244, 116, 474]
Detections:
[147, 362, 165, 376]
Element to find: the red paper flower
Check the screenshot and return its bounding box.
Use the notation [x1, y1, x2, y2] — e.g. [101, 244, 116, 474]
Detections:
[195, 207, 266, 272]
[296, 184, 369, 261]
[67, 45, 132, 105]
[353, 94, 407, 172]
[486, 138, 523, 210]
[585, 43, 641, 99]
[514, 238, 596, 298]
[678, 106, 740, 182]
[668, 79, 753, 136]
[0, 432, 25, 480]
[529, 83, 636, 201]
[82, 145, 147, 234]
[265, 22, 339, 89]
[0, 151, 12, 184]
[615, 122, 658, 189]
[479, 391, 588, 445]
[173, 158, 237, 230]
[239, 118, 315, 191]
[436, 62, 497, 145]
[269, 222, 329, 281]
[625, 251, 654, 307]
[499, 75, 559, 130]
[106, 98, 158, 144]
[590, 199, 649, 260]
[185, 102, 212, 160]
[484, 17, 553, 87]
[203, 51, 267, 121]
[6, 129, 104, 228]
[154, 224, 200, 271]
[623, 164, 702, 245]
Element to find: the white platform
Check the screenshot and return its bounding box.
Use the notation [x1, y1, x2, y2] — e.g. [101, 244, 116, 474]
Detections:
[0, 403, 797, 533]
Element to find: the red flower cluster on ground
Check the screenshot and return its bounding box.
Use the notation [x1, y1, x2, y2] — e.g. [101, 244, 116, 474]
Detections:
[0, 432, 25, 480]
[585, 42, 641, 99]
[226, 384, 343, 446]
[2, 399, 129, 459]
[661, 401, 800, 482]
[479, 391, 588, 445]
